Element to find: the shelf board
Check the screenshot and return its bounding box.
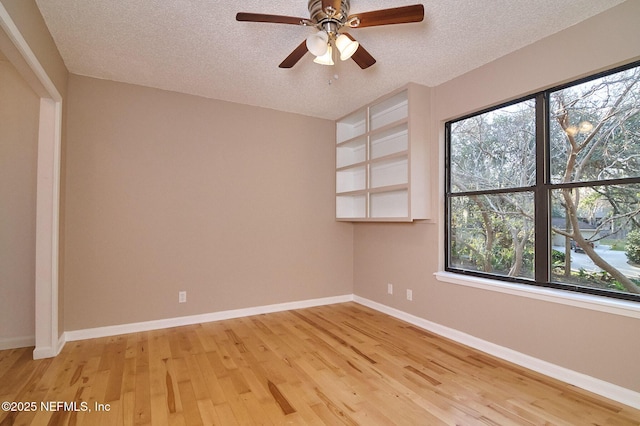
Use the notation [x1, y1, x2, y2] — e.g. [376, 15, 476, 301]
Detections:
[337, 134, 367, 147]
[336, 217, 412, 222]
[336, 161, 367, 172]
[367, 183, 408, 194]
[335, 188, 368, 196]
[368, 118, 409, 138]
[369, 151, 408, 165]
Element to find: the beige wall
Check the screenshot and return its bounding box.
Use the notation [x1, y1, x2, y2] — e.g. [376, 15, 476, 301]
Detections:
[353, 0, 640, 392]
[0, 55, 40, 347]
[64, 75, 353, 330]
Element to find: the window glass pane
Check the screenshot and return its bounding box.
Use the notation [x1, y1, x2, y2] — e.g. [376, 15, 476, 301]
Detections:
[550, 66, 640, 184]
[449, 192, 535, 279]
[551, 184, 640, 296]
[449, 99, 536, 192]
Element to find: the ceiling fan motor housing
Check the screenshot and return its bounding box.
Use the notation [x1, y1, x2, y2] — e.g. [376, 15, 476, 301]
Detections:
[308, 0, 350, 31]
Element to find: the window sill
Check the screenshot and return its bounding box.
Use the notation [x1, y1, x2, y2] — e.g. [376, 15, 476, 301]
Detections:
[434, 271, 640, 319]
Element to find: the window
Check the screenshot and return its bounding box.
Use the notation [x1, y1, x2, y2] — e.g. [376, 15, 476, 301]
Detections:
[445, 61, 640, 302]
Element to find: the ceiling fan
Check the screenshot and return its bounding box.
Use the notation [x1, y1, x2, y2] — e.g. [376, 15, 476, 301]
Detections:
[236, 1, 424, 69]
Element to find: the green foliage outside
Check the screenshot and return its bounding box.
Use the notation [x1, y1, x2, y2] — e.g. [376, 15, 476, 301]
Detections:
[600, 238, 626, 251]
[551, 249, 565, 266]
[627, 230, 640, 264]
[550, 265, 640, 293]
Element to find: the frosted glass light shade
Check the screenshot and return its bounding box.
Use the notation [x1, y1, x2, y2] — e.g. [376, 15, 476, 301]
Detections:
[306, 31, 329, 57]
[313, 45, 334, 65]
[335, 34, 359, 61]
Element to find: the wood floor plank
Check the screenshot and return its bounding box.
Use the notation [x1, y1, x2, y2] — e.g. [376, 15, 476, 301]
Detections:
[215, 375, 258, 425]
[132, 334, 152, 426]
[214, 402, 240, 425]
[0, 349, 30, 389]
[193, 352, 226, 405]
[1, 302, 639, 425]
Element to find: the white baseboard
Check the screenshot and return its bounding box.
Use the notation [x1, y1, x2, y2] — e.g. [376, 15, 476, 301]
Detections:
[33, 345, 53, 359]
[64, 294, 354, 342]
[353, 295, 640, 410]
[0, 335, 35, 351]
[32, 334, 65, 359]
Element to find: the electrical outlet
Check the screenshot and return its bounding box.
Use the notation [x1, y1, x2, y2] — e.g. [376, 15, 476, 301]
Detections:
[406, 289, 413, 301]
[179, 291, 187, 303]
[387, 283, 393, 295]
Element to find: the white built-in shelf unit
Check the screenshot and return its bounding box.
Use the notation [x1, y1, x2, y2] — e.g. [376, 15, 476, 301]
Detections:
[335, 83, 431, 221]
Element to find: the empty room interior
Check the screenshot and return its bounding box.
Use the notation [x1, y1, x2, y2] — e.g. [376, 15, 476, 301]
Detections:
[1, 0, 640, 424]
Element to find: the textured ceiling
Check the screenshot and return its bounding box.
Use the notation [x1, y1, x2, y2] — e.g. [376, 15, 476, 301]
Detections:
[36, 0, 626, 120]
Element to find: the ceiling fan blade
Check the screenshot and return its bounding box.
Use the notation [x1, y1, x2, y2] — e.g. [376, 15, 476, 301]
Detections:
[344, 33, 376, 69]
[279, 41, 308, 68]
[347, 4, 424, 28]
[236, 12, 307, 25]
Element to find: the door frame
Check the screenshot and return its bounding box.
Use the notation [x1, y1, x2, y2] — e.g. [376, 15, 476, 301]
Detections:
[0, 3, 63, 358]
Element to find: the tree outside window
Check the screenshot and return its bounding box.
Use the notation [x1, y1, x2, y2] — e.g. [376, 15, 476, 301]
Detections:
[446, 62, 640, 301]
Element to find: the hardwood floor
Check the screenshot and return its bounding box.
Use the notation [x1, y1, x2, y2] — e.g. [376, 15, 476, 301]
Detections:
[1, 302, 639, 425]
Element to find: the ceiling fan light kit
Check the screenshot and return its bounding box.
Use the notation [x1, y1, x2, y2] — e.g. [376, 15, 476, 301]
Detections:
[306, 30, 329, 57]
[236, 1, 424, 69]
[306, 31, 358, 65]
[335, 34, 359, 61]
[313, 45, 335, 65]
